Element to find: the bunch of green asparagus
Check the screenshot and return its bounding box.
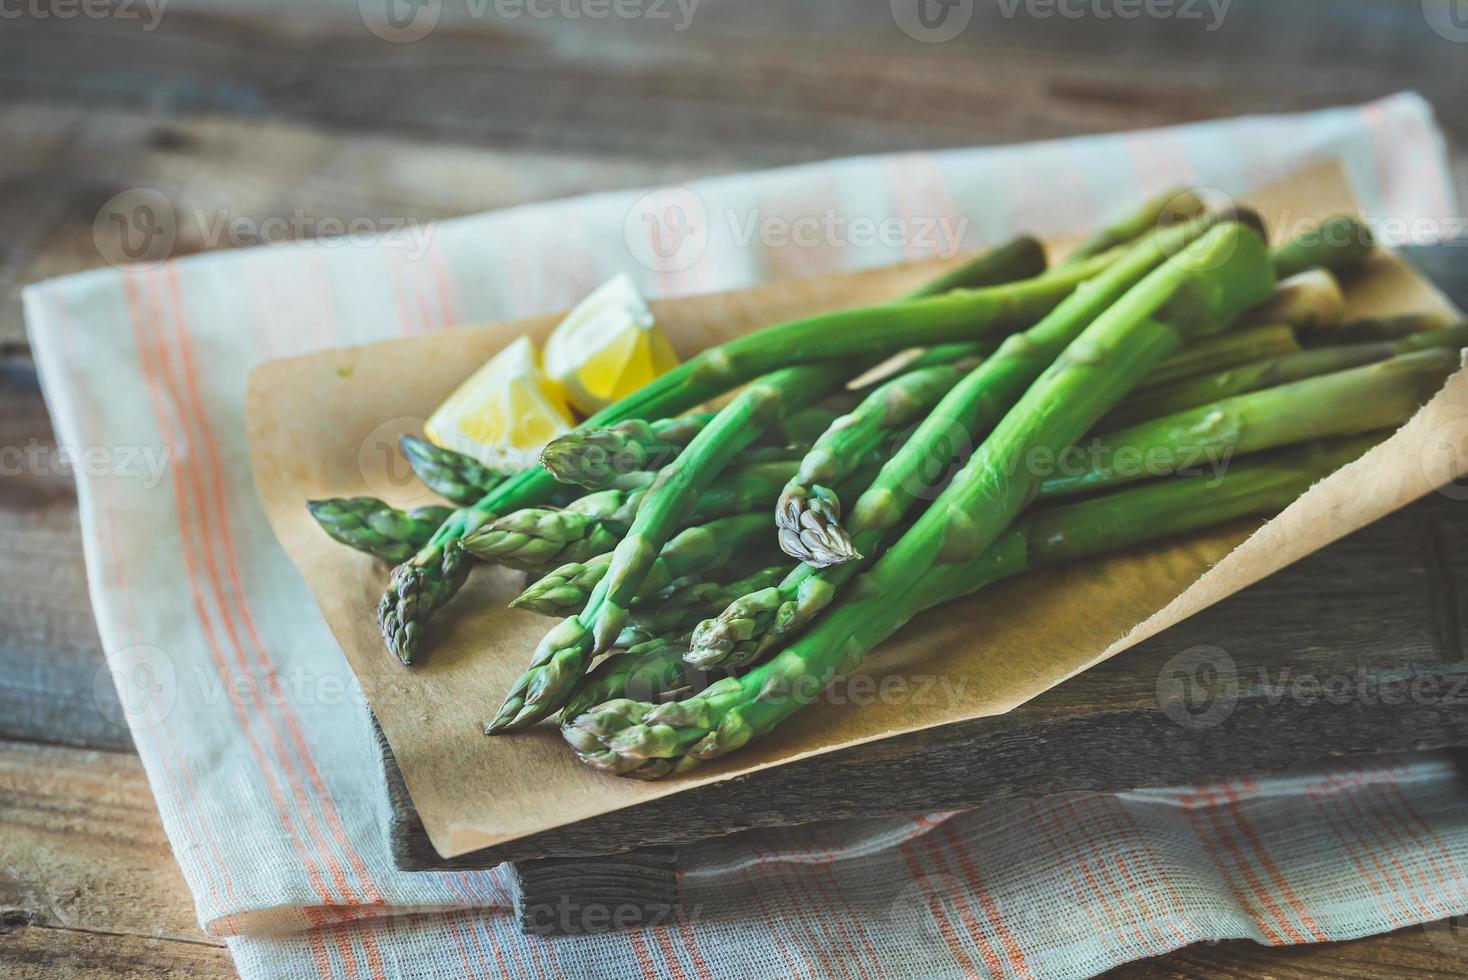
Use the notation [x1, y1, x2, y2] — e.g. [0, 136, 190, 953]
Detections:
[307, 187, 1461, 779]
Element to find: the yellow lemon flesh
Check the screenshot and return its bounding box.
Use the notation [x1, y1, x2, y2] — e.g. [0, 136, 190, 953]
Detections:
[543, 272, 680, 416]
[425, 335, 575, 470]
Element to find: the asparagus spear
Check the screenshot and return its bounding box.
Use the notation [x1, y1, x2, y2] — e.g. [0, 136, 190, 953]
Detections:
[559, 635, 693, 723]
[633, 566, 789, 636]
[904, 236, 1047, 295]
[380, 240, 1083, 664]
[1108, 323, 1468, 428]
[1140, 323, 1300, 389]
[488, 359, 862, 730]
[565, 429, 1377, 777]
[1299, 312, 1459, 346]
[774, 353, 983, 567]
[307, 498, 455, 562]
[1065, 187, 1205, 261]
[512, 513, 775, 616]
[461, 508, 625, 572]
[1271, 215, 1375, 280]
[540, 408, 821, 488]
[1037, 347, 1457, 500]
[399, 436, 510, 506]
[688, 214, 1233, 666]
[462, 460, 797, 572]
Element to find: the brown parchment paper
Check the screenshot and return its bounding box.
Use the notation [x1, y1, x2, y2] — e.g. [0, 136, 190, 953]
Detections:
[247, 161, 1468, 858]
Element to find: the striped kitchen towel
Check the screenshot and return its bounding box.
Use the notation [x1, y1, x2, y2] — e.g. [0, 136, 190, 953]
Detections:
[25, 91, 1468, 978]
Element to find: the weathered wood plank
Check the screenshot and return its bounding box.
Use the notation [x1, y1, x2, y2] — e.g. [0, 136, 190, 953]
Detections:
[513, 848, 680, 936]
[4, 1, 1467, 351]
[0, 742, 210, 944]
[0, 928, 234, 980]
[2, 1, 1465, 163]
[0, 363, 127, 752]
[0, 102, 718, 349]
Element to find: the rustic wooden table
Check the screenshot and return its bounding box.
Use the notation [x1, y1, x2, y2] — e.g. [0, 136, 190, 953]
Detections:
[3, 0, 1468, 975]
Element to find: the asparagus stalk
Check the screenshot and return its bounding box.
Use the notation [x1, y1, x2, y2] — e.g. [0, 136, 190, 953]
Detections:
[559, 635, 693, 723]
[633, 566, 789, 637]
[1271, 215, 1375, 280]
[488, 359, 861, 730]
[307, 498, 455, 562]
[565, 427, 1376, 777]
[539, 408, 820, 488]
[399, 436, 510, 506]
[1065, 187, 1205, 262]
[1037, 347, 1457, 500]
[774, 354, 983, 567]
[1108, 323, 1468, 428]
[512, 513, 775, 616]
[905, 237, 1047, 296]
[1300, 312, 1459, 346]
[478, 457, 804, 554]
[687, 214, 1235, 666]
[540, 416, 711, 489]
[1140, 323, 1300, 389]
[461, 508, 624, 572]
[381, 240, 1080, 664]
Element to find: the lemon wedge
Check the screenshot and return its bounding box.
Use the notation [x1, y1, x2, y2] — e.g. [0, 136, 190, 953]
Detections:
[425, 336, 575, 469]
[543, 273, 680, 415]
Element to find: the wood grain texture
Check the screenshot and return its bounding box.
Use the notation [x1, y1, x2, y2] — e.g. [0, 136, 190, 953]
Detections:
[0, 741, 231, 977]
[3, 1, 1467, 350]
[0, 362, 128, 752]
[0, 929, 233, 980]
[512, 848, 680, 936]
[2, 0, 1465, 167]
